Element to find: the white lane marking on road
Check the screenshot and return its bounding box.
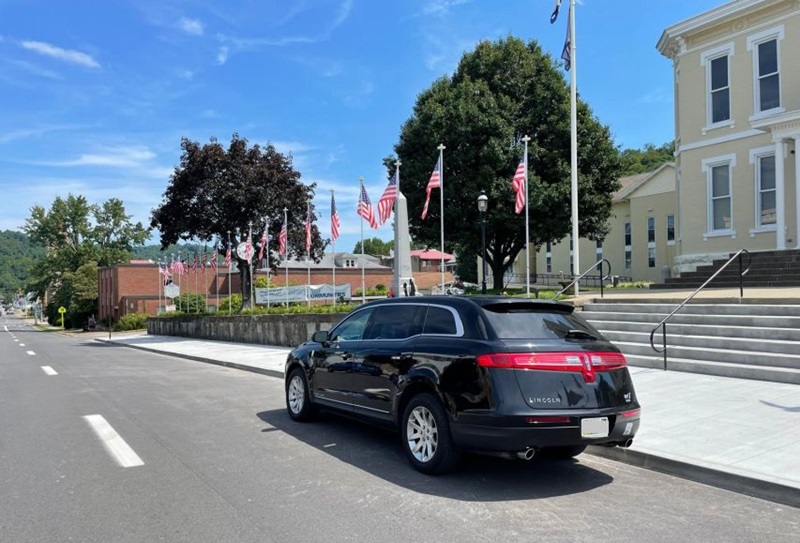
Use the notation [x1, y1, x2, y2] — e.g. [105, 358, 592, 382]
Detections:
[19, 343, 25, 347]
[41, 366, 57, 375]
[83, 415, 144, 468]
[27, 351, 35, 356]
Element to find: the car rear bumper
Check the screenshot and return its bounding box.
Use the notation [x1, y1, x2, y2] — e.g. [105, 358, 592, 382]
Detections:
[450, 413, 640, 452]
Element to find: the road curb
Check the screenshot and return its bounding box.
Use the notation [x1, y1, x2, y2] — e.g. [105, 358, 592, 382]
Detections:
[587, 445, 800, 509]
[97, 339, 284, 380]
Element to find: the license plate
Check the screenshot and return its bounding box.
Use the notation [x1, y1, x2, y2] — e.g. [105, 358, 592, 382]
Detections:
[581, 417, 609, 438]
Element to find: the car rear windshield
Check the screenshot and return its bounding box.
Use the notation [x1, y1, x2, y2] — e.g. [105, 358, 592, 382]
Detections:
[481, 305, 602, 339]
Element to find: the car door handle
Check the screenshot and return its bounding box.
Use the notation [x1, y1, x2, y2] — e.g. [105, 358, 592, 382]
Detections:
[391, 354, 412, 361]
[341, 353, 353, 360]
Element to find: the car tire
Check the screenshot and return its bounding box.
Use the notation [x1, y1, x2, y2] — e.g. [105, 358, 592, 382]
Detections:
[286, 368, 315, 422]
[540, 445, 587, 460]
[401, 393, 460, 475]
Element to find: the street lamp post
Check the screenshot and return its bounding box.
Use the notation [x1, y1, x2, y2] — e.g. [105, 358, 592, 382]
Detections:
[477, 190, 488, 295]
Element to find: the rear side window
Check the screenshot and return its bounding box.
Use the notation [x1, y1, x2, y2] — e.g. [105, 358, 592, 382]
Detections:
[363, 305, 425, 340]
[482, 306, 601, 339]
[422, 306, 458, 335]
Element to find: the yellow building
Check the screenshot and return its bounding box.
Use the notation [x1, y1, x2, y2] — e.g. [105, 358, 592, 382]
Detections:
[658, 0, 800, 272]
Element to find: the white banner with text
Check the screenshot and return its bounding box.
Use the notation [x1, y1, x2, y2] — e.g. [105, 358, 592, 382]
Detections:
[254, 284, 352, 304]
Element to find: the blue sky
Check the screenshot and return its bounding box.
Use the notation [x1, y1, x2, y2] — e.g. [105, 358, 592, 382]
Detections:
[0, 0, 725, 253]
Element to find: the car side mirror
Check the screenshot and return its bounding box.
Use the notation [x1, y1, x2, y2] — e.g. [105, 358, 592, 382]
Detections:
[312, 330, 329, 343]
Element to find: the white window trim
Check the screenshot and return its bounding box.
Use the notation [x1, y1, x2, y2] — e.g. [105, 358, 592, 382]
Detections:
[647, 217, 656, 268]
[701, 42, 734, 132]
[624, 221, 632, 270]
[702, 154, 736, 237]
[747, 25, 784, 119]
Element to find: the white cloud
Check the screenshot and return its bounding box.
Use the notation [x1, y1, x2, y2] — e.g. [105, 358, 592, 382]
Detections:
[59, 145, 157, 168]
[423, 0, 471, 17]
[9, 59, 60, 79]
[178, 17, 204, 36]
[176, 69, 194, 80]
[19, 40, 100, 69]
[216, 46, 229, 65]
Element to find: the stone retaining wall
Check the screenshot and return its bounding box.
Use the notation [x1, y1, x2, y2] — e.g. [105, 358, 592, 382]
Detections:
[147, 313, 348, 347]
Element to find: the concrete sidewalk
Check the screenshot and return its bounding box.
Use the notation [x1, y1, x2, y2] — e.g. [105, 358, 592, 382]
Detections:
[99, 331, 800, 508]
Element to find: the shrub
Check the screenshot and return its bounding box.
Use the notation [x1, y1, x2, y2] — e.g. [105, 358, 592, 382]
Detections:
[174, 293, 208, 313]
[115, 312, 148, 331]
[217, 293, 243, 314]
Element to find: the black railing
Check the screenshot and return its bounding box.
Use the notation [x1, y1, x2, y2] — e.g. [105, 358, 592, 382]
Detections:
[554, 259, 611, 300]
[649, 249, 751, 371]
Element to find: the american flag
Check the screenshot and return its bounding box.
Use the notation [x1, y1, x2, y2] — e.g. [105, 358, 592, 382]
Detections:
[258, 224, 267, 263]
[357, 184, 378, 229]
[193, 253, 199, 272]
[225, 242, 231, 268]
[202, 252, 208, 269]
[245, 225, 253, 265]
[561, 7, 571, 70]
[512, 156, 526, 214]
[279, 219, 287, 255]
[421, 157, 441, 220]
[331, 192, 341, 242]
[305, 202, 312, 253]
[377, 170, 398, 225]
[210, 249, 218, 270]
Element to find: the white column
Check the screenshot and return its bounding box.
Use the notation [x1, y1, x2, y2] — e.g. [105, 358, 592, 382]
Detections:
[775, 139, 786, 250]
[794, 136, 800, 249]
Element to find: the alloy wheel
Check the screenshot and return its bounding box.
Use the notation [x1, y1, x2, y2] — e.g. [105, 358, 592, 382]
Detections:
[288, 375, 305, 415]
[406, 405, 439, 463]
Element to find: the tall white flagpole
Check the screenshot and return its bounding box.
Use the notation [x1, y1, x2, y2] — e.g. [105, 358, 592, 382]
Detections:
[437, 143, 445, 292]
[569, 0, 580, 296]
[284, 207, 289, 307]
[265, 220, 270, 309]
[306, 202, 311, 309]
[359, 176, 366, 303]
[522, 134, 531, 297]
[331, 188, 337, 308]
[393, 160, 401, 297]
[226, 231, 232, 313]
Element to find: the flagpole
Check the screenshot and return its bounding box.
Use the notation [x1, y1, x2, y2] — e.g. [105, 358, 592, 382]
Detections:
[265, 220, 270, 309]
[157, 260, 162, 315]
[284, 207, 289, 307]
[569, 0, 579, 296]
[195, 252, 199, 313]
[393, 160, 401, 298]
[522, 134, 531, 297]
[227, 231, 232, 313]
[306, 202, 311, 309]
[214, 242, 219, 312]
[331, 189, 336, 308]
[437, 143, 445, 292]
[359, 176, 366, 304]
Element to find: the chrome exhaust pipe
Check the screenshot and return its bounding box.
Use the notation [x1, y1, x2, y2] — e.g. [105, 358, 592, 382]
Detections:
[516, 448, 536, 461]
[618, 438, 634, 448]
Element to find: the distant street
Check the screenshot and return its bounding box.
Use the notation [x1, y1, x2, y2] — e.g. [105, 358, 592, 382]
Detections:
[1, 314, 799, 543]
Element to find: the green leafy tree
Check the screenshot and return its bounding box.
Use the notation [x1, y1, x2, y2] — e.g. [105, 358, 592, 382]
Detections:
[620, 142, 675, 175]
[388, 37, 622, 290]
[352, 237, 392, 256]
[22, 195, 150, 316]
[0, 230, 45, 301]
[151, 134, 325, 309]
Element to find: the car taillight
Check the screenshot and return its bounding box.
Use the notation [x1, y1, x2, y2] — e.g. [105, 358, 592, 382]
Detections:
[476, 352, 627, 383]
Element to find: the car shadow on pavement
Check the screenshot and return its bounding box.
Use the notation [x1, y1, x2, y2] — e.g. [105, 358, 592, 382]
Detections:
[257, 408, 613, 501]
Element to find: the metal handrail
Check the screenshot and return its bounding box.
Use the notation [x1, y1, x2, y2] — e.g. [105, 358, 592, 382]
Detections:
[554, 259, 612, 299]
[649, 249, 751, 371]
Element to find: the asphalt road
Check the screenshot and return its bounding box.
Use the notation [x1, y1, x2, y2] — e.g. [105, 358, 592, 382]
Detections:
[2, 315, 799, 543]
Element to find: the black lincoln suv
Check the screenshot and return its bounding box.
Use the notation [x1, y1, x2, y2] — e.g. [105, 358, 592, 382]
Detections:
[284, 296, 640, 474]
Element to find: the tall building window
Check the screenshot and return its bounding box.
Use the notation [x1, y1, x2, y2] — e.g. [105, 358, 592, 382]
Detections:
[748, 27, 784, 116]
[710, 56, 730, 124]
[756, 39, 780, 112]
[757, 154, 776, 227]
[624, 222, 631, 270]
[545, 242, 552, 273]
[710, 164, 732, 232]
[701, 43, 734, 128]
[667, 215, 675, 244]
[647, 217, 656, 268]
